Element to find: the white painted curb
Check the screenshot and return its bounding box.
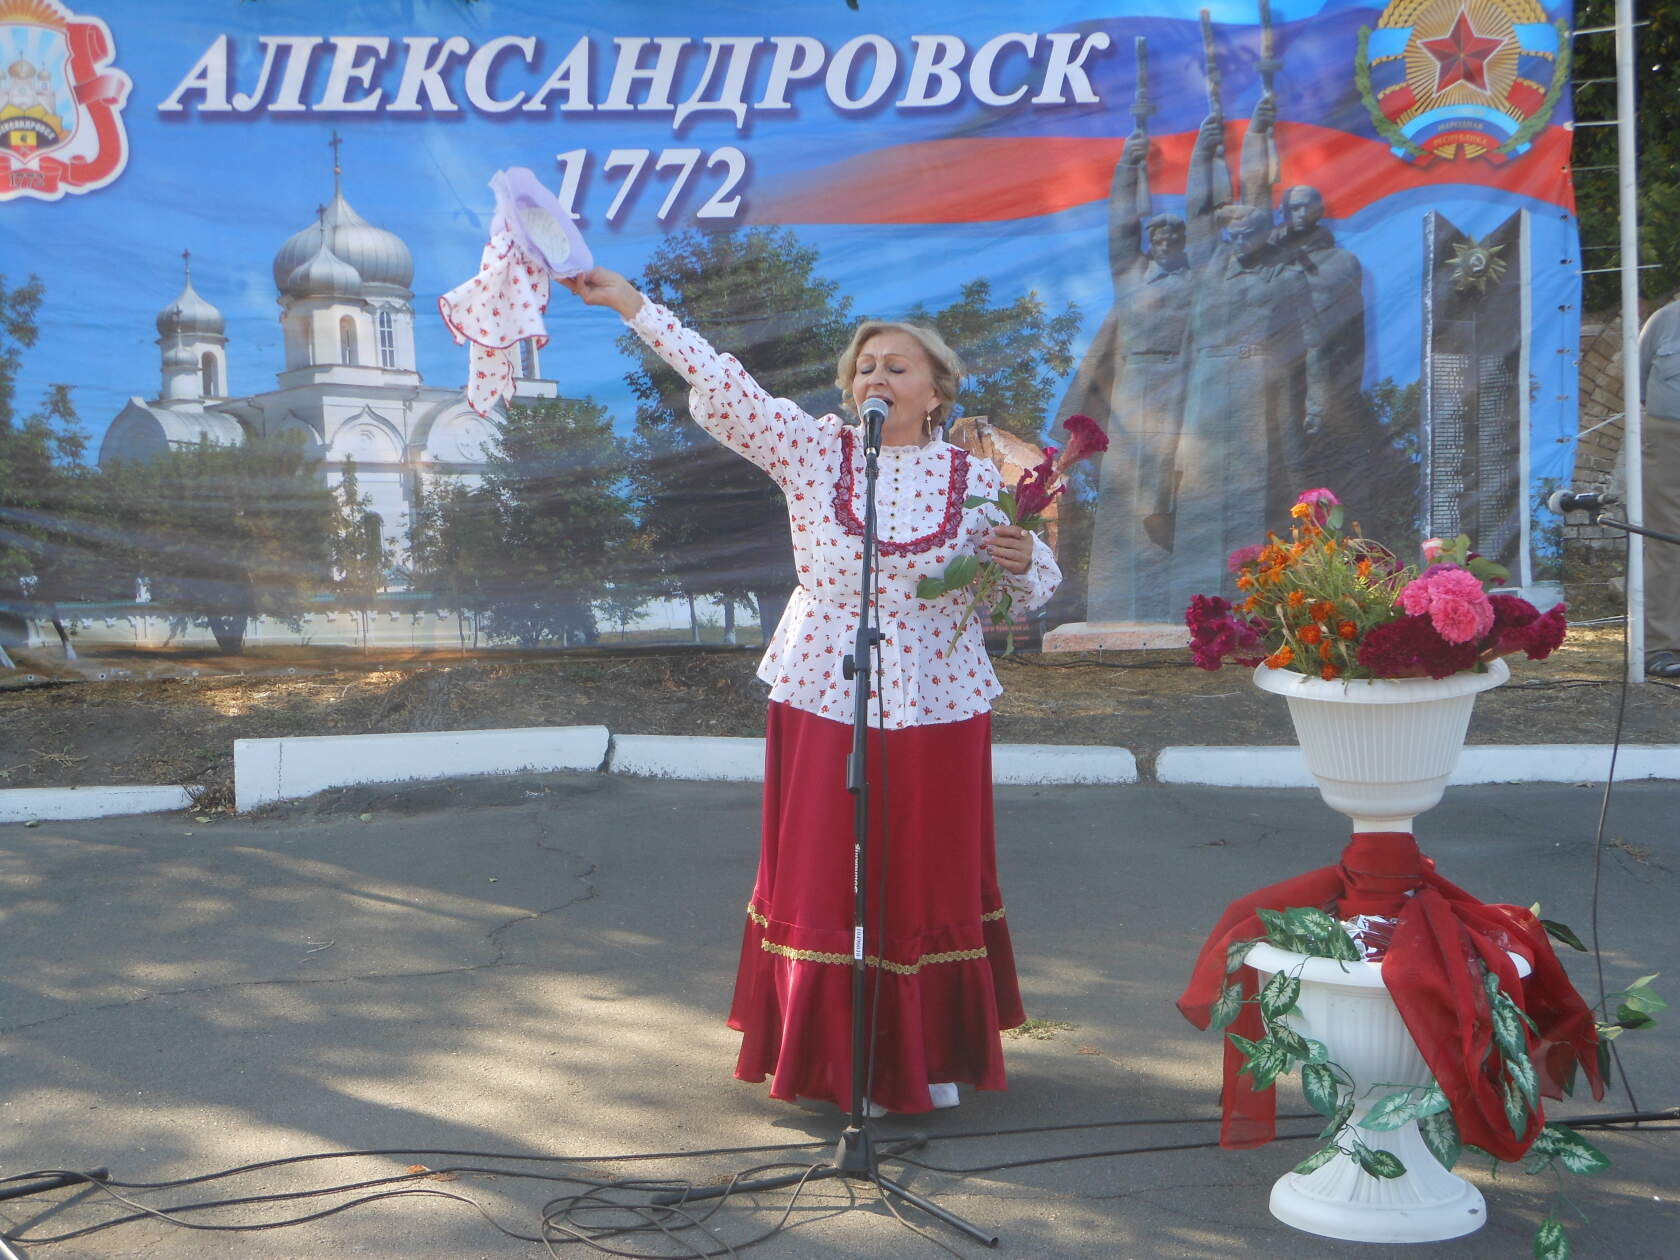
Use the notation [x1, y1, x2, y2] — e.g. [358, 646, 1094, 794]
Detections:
[0, 785, 195, 824]
[234, 726, 610, 813]
[609, 734, 766, 781]
[993, 744, 1137, 785]
[1156, 744, 1680, 788]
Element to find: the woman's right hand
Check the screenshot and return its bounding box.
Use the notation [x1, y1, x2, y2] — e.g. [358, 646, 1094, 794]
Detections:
[560, 267, 645, 320]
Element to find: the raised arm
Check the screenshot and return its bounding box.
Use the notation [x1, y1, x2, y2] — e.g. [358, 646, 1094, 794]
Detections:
[562, 266, 820, 478]
[1108, 131, 1149, 287]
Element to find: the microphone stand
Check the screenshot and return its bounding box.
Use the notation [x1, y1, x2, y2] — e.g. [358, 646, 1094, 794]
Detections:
[655, 408, 998, 1247]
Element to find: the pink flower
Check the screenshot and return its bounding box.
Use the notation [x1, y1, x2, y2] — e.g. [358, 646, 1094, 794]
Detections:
[1227, 544, 1264, 573]
[1293, 487, 1341, 526]
[1398, 565, 1494, 645]
[1056, 413, 1109, 471]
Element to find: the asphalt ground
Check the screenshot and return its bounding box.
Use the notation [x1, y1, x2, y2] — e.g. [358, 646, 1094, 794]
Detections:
[2, 774, 1676, 1259]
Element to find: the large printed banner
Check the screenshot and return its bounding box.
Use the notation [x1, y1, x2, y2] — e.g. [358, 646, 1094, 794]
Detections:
[0, 0, 1578, 671]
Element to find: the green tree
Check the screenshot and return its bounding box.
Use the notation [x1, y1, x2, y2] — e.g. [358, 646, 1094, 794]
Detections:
[410, 475, 500, 649]
[0, 275, 127, 660]
[1573, 1, 1680, 308]
[328, 457, 388, 650]
[905, 279, 1082, 442]
[623, 227, 854, 642]
[474, 395, 634, 648]
[109, 434, 336, 654]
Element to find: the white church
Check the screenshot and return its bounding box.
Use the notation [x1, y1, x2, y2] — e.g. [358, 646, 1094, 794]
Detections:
[98, 157, 557, 580]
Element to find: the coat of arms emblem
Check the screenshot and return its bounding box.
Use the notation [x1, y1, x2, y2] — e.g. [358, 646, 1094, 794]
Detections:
[0, 0, 129, 200]
[1356, 0, 1569, 165]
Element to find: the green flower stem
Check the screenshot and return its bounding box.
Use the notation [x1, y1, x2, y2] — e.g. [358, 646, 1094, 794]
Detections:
[945, 561, 1007, 659]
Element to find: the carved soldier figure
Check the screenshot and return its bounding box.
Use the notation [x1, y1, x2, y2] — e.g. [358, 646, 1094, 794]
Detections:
[1271, 185, 1369, 492]
[1168, 203, 1326, 612]
[1083, 130, 1197, 622]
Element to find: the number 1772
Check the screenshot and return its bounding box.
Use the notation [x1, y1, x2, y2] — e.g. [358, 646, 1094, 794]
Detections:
[553, 146, 748, 226]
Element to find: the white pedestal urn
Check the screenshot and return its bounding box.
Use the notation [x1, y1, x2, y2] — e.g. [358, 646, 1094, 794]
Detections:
[1245, 944, 1478, 1242]
[1244, 659, 1515, 1242]
[1252, 657, 1509, 832]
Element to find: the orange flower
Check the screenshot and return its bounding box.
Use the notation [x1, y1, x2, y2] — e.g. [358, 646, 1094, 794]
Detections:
[1323, 538, 1338, 554]
[1357, 557, 1372, 580]
[1241, 595, 1261, 613]
[1321, 663, 1340, 681]
[1289, 541, 1307, 560]
[1264, 645, 1295, 669]
[1338, 620, 1359, 640]
[1236, 573, 1254, 590]
[1310, 600, 1336, 623]
[1319, 640, 1333, 661]
[1290, 502, 1312, 519]
[1297, 624, 1324, 646]
[1287, 590, 1306, 608]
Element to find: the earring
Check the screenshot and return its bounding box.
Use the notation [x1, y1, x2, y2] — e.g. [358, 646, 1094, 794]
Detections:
[923, 410, 937, 438]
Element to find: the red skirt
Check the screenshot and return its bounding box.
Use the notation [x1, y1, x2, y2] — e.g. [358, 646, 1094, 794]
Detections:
[728, 701, 1025, 1113]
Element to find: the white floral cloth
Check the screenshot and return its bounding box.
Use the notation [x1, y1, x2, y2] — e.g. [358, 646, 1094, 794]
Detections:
[439, 168, 593, 416]
[628, 301, 1060, 729]
[438, 231, 551, 416]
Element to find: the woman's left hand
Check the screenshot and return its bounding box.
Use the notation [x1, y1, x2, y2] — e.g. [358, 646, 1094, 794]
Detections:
[983, 525, 1034, 576]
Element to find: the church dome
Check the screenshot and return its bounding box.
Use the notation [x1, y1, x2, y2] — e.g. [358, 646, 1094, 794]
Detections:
[272, 190, 413, 295]
[163, 344, 197, 371]
[285, 237, 364, 299]
[156, 277, 224, 337]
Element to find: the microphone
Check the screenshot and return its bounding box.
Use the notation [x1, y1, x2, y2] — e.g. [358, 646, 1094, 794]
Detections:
[1546, 488, 1620, 515]
[859, 396, 889, 452]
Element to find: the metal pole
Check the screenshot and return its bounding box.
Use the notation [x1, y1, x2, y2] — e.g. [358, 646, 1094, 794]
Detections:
[1614, 0, 1645, 681]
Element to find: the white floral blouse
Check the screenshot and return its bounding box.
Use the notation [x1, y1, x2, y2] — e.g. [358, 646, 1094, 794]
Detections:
[628, 301, 1061, 730]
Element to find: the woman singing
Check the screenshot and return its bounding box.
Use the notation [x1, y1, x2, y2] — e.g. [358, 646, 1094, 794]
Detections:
[563, 266, 1060, 1115]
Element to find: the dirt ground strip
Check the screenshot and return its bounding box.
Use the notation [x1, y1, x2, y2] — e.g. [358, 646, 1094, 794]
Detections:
[1, 627, 1674, 805]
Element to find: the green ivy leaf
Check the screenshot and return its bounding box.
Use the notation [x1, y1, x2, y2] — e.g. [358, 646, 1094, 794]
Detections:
[1491, 992, 1529, 1062]
[991, 591, 1014, 624]
[962, 495, 992, 510]
[1256, 908, 1290, 942]
[915, 577, 948, 598]
[1534, 1214, 1570, 1260]
[1541, 1125, 1611, 1175]
[1508, 1052, 1540, 1109]
[1226, 938, 1257, 974]
[1502, 1076, 1530, 1138]
[1352, 1145, 1407, 1179]
[1299, 1037, 1330, 1065]
[1259, 971, 1301, 1021]
[997, 488, 1018, 521]
[1246, 1039, 1291, 1092]
[1292, 1144, 1339, 1176]
[1300, 1063, 1340, 1118]
[1608, 974, 1667, 1020]
[1418, 1108, 1462, 1170]
[1361, 1089, 1426, 1132]
[1321, 1093, 1355, 1141]
[1270, 1021, 1314, 1064]
[1210, 982, 1245, 1032]
[1540, 919, 1588, 952]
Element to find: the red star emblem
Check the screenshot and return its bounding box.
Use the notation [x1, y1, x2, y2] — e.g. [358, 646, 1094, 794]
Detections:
[1421, 11, 1505, 93]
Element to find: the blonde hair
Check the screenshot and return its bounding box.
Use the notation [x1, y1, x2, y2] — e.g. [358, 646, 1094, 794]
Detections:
[834, 320, 964, 425]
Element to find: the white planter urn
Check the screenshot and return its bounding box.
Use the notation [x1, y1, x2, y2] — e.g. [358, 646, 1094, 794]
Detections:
[1246, 942, 1531, 1244]
[1252, 657, 1509, 832]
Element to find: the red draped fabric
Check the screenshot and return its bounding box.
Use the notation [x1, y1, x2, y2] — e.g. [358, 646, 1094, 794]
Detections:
[1178, 833, 1603, 1160]
[728, 701, 1024, 1114]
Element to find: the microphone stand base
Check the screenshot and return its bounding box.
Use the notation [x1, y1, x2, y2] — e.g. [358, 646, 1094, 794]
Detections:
[651, 1131, 998, 1247]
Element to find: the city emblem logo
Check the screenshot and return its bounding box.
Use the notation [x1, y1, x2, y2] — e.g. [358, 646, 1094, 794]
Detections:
[0, 0, 130, 201]
[1355, 0, 1569, 165]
